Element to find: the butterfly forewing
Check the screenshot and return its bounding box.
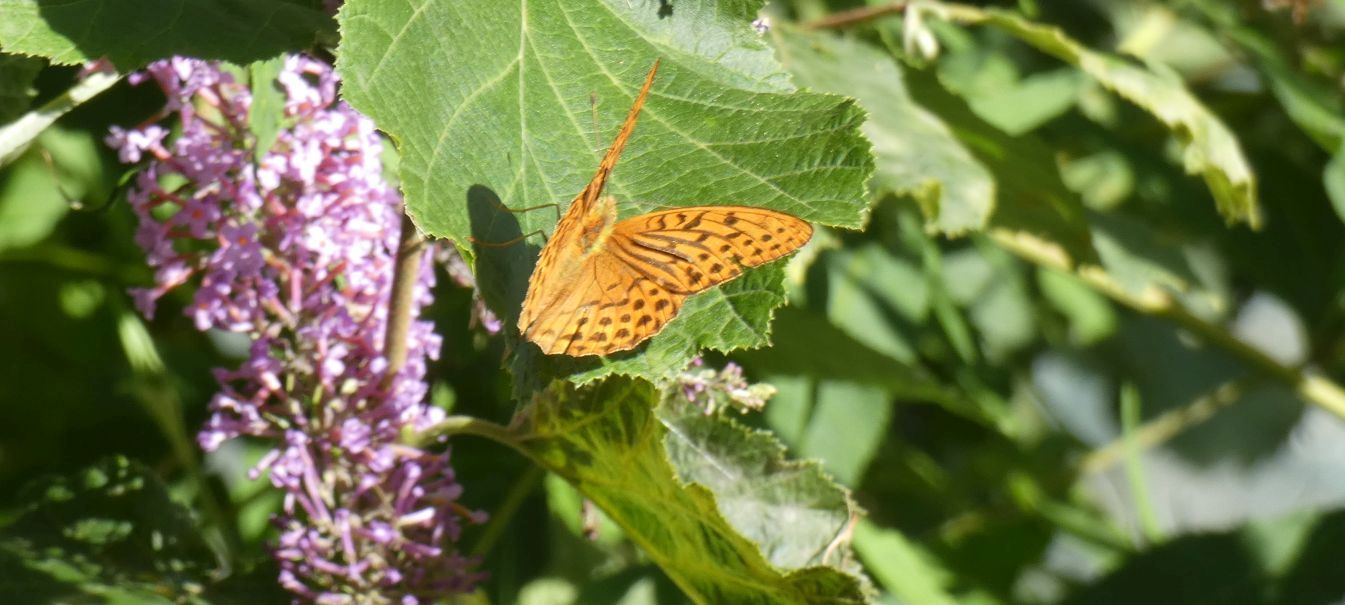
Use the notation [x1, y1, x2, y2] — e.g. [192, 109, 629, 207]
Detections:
[610, 206, 813, 294]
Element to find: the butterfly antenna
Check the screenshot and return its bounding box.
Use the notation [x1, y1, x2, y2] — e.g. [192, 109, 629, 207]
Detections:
[577, 59, 661, 211]
[590, 92, 601, 153]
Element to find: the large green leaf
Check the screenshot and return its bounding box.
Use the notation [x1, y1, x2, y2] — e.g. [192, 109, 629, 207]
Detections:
[772, 27, 994, 235]
[518, 377, 868, 604]
[953, 6, 1262, 228]
[0, 0, 331, 69]
[336, 0, 872, 391]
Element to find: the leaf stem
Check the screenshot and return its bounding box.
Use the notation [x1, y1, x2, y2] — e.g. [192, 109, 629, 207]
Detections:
[993, 230, 1345, 421]
[418, 415, 529, 455]
[1079, 378, 1251, 475]
[1120, 383, 1164, 545]
[805, 2, 907, 30]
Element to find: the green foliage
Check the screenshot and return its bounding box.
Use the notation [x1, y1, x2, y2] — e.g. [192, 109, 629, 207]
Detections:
[0, 457, 219, 603]
[5, 0, 1345, 604]
[519, 377, 866, 603]
[0, 67, 120, 167]
[0, 53, 42, 123]
[246, 56, 287, 162]
[0, 0, 332, 69]
[775, 26, 994, 235]
[960, 7, 1261, 228]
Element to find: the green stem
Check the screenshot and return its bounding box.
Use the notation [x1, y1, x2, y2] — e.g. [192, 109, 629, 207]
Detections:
[1120, 383, 1164, 545]
[804, 2, 907, 29]
[1080, 378, 1250, 475]
[418, 415, 530, 456]
[0, 68, 122, 167]
[993, 231, 1345, 421]
[470, 466, 545, 558]
[383, 213, 425, 383]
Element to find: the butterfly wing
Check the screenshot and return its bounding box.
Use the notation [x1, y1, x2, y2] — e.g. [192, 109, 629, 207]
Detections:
[608, 206, 813, 294]
[522, 206, 812, 356]
[523, 251, 687, 356]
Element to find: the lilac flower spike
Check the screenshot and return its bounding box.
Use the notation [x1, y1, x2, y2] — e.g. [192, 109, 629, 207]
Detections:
[110, 55, 483, 602]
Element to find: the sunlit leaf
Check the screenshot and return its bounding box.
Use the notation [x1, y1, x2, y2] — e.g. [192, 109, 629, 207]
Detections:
[518, 377, 867, 604]
[337, 0, 872, 391]
[852, 521, 958, 605]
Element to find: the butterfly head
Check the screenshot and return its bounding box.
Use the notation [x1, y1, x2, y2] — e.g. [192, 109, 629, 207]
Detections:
[579, 195, 619, 255]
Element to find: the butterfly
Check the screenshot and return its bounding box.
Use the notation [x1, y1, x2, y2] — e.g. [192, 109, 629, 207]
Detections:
[517, 59, 813, 357]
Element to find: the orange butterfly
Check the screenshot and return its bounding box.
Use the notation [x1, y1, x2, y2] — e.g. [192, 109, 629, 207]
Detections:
[518, 59, 813, 357]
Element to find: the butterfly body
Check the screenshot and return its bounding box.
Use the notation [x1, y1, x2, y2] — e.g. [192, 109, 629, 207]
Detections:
[517, 60, 813, 357]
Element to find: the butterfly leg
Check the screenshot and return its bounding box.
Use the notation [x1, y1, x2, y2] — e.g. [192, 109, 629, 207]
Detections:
[467, 229, 547, 248]
[488, 197, 557, 214]
[485, 197, 563, 223]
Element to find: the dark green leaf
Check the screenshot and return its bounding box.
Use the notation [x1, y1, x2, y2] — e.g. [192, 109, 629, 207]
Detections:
[963, 7, 1261, 227]
[0, 53, 42, 123]
[0, 456, 217, 603]
[1184, 0, 1345, 152]
[902, 66, 1099, 266]
[0, 0, 332, 69]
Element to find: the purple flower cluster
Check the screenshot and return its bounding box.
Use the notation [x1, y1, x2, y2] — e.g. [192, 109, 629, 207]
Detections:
[109, 56, 483, 602]
[678, 357, 777, 414]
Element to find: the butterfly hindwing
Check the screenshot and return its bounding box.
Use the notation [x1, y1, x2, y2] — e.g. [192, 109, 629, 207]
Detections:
[525, 253, 686, 356]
